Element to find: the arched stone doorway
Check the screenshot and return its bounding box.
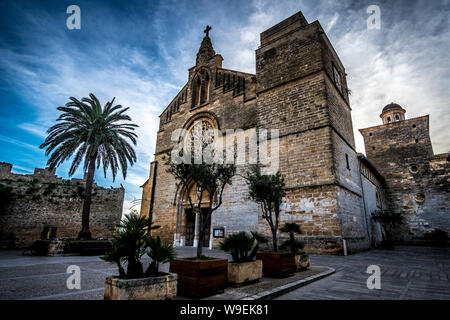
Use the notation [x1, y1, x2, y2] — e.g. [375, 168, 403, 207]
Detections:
[173, 115, 218, 248]
[174, 182, 212, 248]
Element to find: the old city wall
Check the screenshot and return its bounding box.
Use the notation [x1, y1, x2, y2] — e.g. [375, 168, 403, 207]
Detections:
[0, 163, 124, 247]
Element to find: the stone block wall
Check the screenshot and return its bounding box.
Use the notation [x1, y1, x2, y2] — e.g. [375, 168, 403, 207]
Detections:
[0, 163, 124, 247]
[360, 116, 450, 240]
[140, 11, 376, 254]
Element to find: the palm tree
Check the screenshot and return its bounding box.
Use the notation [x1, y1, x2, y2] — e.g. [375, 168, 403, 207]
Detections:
[40, 93, 138, 239]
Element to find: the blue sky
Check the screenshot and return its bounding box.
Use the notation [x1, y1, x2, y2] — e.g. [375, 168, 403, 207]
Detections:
[1, 0, 449, 214]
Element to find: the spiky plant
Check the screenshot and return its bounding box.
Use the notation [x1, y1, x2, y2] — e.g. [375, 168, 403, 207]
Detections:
[279, 222, 304, 254]
[101, 213, 160, 279]
[40, 93, 138, 239]
[145, 236, 176, 276]
[219, 231, 268, 263]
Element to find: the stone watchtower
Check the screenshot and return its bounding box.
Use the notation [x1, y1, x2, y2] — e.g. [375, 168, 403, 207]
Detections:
[255, 12, 369, 253]
[360, 103, 449, 240]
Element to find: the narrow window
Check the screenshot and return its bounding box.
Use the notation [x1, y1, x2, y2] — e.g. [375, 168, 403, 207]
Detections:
[345, 154, 350, 170]
[387, 116, 391, 123]
[333, 65, 342, 93]
[395, 114, 400, 121]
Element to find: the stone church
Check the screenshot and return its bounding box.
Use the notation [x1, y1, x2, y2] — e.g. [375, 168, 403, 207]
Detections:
[140, 12, 449, 254]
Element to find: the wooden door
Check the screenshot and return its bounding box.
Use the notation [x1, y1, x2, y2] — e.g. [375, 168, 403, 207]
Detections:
[185, 209, 195, 246]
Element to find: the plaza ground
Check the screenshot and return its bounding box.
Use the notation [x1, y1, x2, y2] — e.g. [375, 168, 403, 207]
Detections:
[0, 246, 448, 300]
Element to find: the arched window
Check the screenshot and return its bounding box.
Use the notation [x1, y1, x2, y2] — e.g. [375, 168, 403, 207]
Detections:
[387, 116, 391, 123]
[395, 114, 400, 121]
[192, 69, 210, 108]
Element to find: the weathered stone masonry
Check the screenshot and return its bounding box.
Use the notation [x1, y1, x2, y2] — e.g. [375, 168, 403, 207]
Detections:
[141, 12, 448, 253]
[360, 105, 450, 241]
[0, 162, 124, 247]
[140, 12, 383, 254]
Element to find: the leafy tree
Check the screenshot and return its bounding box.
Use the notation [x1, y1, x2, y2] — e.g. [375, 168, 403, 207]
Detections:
[165, 152, 236, 260]
[371, 209, 404, 247]
[279, 222, 304, 254]
[40, 93, 138, 239]
[244, 164, 286, 252]
[219, 231, 268, 263]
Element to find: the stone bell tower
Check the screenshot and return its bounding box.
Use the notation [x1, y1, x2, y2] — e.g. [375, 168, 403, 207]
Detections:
[255, 11, 369, 253]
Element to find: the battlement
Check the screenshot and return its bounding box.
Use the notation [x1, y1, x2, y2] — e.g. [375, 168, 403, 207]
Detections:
[0, 162, 108, 186]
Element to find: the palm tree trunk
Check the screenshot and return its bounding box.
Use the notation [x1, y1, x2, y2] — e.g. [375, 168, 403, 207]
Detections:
[77, 155, 96, 240]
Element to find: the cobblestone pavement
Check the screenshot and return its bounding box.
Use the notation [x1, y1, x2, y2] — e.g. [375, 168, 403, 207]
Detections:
[0, 246, 448, 300]
[276, 246, 450, 300]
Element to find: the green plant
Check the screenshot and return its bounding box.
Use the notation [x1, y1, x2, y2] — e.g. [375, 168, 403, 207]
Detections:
[244, 164, 286, 252]
[371, 209, 404, 247]
[40, 93, 138, 240]
[219, 231, 268, 263]
[145, 236, 176, 276]
[101, 213, 174, 279]
[279, 222, 304, 254]
[165, 149, 236, 260]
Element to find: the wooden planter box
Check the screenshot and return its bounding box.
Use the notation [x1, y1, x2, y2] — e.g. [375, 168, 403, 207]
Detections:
[104, 273, 177, 300]
[169, 258, 228, 298]
[256, 252, 296, 278]
[295, 253, 310, 271]
[228, 260, 263, 287]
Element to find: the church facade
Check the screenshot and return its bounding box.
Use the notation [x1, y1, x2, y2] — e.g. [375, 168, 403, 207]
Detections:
[140, 12, 449, 254]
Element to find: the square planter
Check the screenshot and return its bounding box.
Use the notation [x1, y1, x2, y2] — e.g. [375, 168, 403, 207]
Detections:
[295, 252, 310, 271]
[256, 252, 296, 278]
[228, 260, 263, 287]
[169, 258, 228, 298]
[104, 273, 177, 300]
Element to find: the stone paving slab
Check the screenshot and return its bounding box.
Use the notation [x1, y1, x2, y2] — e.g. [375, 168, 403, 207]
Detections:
[275, 246, 450, 300]
[1, 246, 449, 300]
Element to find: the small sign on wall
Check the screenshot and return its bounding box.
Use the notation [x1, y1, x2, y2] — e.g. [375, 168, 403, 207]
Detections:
[213, 227, 225, 238]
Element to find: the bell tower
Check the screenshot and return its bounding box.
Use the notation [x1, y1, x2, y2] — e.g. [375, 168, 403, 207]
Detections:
[380, 102, 406, 124]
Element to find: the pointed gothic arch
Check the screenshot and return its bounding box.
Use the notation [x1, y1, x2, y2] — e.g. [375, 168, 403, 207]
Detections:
[191, 67, 211, 108]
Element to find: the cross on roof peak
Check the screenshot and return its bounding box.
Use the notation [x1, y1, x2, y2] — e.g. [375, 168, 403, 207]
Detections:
[204, 25, 212, 37]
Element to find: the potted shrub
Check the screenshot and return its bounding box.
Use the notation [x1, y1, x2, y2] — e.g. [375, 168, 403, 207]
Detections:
[165, 142, 236, 298]
[102, 214, 177, 300]
[245, 164, 296, 278]
[280, 222, 309, 271]
[219, 231, 268, 287]
[371, 209, 404, 249]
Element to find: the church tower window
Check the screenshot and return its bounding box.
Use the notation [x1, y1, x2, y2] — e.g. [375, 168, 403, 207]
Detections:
[333, 65, 342, 93]
[192, 69, 210, 108]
